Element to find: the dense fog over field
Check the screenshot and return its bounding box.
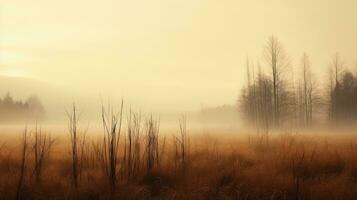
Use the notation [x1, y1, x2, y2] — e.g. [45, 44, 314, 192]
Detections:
[2, 1, 357, 199]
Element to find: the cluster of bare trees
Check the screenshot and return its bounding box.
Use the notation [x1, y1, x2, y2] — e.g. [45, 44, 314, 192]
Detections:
[240, 36, 357, 129]
[241, 36, 295, 129]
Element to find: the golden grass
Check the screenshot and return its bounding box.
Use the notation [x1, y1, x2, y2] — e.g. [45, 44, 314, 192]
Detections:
[0, 129, 357, 199]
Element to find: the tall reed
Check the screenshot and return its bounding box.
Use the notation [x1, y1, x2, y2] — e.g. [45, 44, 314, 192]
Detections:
[67, 103, 87, 188]
[99, 100, 124, 190]
[124, 110, 142, 182]
[32, 124, 55, 184]
[145, 115, 160, 173]
[16, 128, 28, 200]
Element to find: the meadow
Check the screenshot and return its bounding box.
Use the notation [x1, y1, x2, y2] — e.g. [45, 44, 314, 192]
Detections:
[0, 116, 357, 200]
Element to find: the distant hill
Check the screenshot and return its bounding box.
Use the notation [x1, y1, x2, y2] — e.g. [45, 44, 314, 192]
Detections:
[0, 75, 120, 123]
[0, 76, 55, 98]
[0, 76, 77, 122]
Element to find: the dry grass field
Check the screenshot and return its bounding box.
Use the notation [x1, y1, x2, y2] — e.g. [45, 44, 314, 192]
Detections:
[2, 0, 357, 199]
[1, 124, 357, 200]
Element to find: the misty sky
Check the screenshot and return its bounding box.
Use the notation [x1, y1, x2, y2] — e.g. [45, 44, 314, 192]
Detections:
[1, 0, 357, 112]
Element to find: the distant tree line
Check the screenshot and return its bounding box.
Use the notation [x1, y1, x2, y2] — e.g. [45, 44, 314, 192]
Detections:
[239, 36, 357, 129]
[0, 92, 45, 122]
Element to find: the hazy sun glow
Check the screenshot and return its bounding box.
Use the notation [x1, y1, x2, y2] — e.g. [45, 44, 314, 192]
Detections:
[0, 68, 27, 77]
[0, 51, 28, 77]
[1, 0, 357, 112]
[0, 51, 20, 64]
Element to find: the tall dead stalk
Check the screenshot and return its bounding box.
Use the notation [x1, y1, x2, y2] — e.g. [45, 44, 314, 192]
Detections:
[67, 103, 85, 188]
[145, 115, 160, 173]
[32, 124, 55, 184]
[99, 100, 124, 190]
[16, 128, 28, 200]
[174, 116, 190, 172]
[124, 110, 142, 182]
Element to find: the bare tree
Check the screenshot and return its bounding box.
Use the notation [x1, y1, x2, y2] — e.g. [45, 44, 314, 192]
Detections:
[328, 67, 335, 121]
[329, 53, 344, 123]
[333, 53, 343, 89]
[300, 53, 318, 126]
[264, 36, 290, 126]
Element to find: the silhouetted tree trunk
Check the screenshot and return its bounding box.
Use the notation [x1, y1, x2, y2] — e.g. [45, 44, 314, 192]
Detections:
[264, 36, 290, 127]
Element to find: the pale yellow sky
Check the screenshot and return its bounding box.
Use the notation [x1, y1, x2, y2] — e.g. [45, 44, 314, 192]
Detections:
[1, 0, 357, 111]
